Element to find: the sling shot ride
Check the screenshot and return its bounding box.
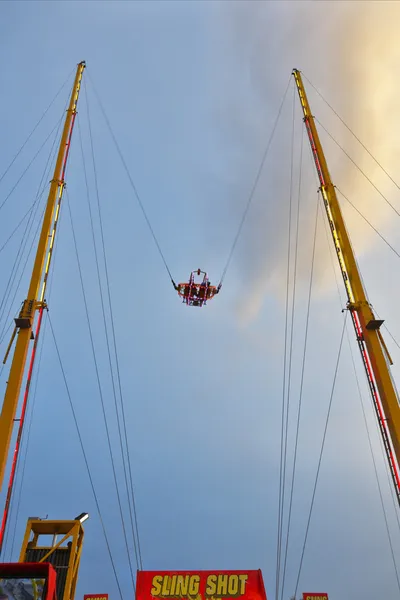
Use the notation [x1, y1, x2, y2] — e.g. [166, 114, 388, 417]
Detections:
[173, 269, 221, 307]
[0, 61, 398, 600]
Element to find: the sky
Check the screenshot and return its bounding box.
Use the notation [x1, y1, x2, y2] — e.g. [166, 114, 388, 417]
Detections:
[0, 1, 400, 599]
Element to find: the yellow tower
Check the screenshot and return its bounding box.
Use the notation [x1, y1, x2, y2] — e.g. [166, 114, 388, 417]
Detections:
[0, 61, 87, 599]
[0, 61, 85, 489]
[293, 69, 400, 503]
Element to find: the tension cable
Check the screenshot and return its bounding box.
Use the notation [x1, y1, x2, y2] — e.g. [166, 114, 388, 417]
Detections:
[219, 74, 292, 287]
[86, 72, 176, 288]
[302, 71, 400, 197]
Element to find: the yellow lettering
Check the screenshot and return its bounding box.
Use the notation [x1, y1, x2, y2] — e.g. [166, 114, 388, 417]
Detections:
[151, 572, 251, 600]
[217, 575, 228, 596]
[205, 574, 249, 598]
[176, 576, 189, 596]
[189, 576, 200, 596]
[151, 576, 163, 596]
[227, 576, 238, 595]
[206, 575, 217, 596]
[170, 575, 177, 596]
[162, 577, 171, 596]
[238, 575, 248, 595]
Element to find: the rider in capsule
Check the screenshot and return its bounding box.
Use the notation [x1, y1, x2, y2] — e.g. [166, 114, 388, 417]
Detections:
[198, 281, 207, 301]
[207, 281, 220, 298]
[173, 270, 220, 306]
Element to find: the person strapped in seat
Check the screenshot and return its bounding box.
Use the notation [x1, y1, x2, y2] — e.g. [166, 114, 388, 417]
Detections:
[173, 269, 221, 307]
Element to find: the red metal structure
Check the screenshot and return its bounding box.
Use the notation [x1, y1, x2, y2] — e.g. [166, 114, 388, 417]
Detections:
[175, 269, 221, 307]
[0, 562, 57, 600]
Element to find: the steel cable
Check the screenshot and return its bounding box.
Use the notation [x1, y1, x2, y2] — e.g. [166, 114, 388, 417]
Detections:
[293, 312, 348, 597]
[315, 117, 400, 219]
[66, 194, 137, 592]
[276, 81, 296, 600]
[79, 79, 143, 569]
[48, 314, 125, 600]
[85, 72, 175, 285]
[302, 71, 400, 198]
[219, 75, 292, 286]
[280, 151, 320, 600]
[320, 196, 400, 589]
[336, 187, 400, 261]
[0, 67, 74, 189]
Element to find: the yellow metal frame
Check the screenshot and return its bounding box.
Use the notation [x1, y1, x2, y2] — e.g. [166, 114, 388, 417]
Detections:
[20, 518, 84, 600]
[293, 69, 400, 478]
[0, 61, 85, 490]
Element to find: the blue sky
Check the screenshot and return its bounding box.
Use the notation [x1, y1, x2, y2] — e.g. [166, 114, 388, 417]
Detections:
[1, 1, 400, 599]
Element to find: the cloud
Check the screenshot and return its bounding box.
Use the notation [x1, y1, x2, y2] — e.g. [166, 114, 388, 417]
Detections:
[208, 1, 400, 323]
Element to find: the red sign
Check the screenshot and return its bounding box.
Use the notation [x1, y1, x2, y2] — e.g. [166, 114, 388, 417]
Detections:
[84, 596, 108, 600]
[303, 595, 328, 600]
[136, 571, 267, 600]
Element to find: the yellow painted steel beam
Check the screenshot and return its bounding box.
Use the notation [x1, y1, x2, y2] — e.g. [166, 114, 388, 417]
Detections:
[293, 69, 400, 477]
[0, 61, 85, 490]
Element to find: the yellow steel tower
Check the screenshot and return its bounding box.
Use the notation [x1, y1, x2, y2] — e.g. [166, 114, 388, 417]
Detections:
[0, 61, 85, 488]
[0, 62, 86, 599]
[293, 69, 400, 504]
